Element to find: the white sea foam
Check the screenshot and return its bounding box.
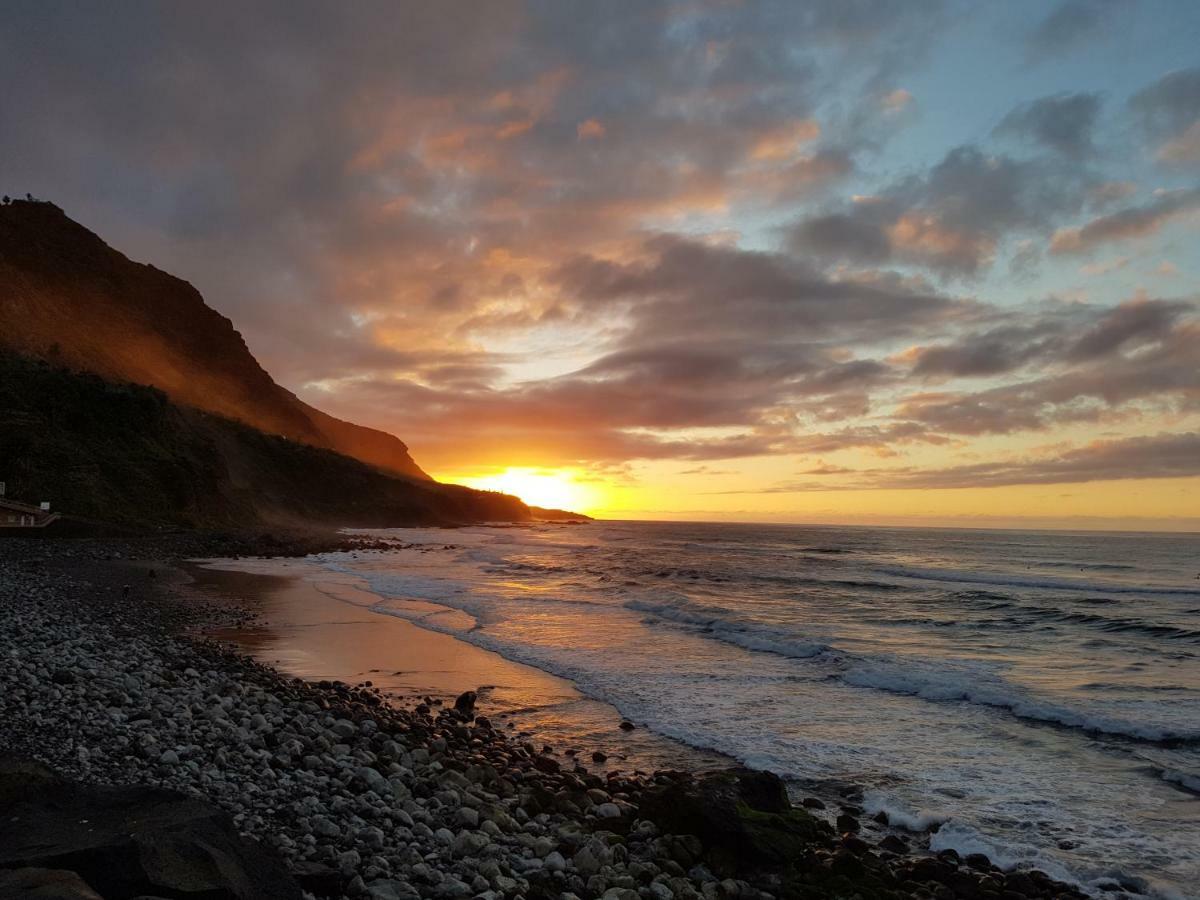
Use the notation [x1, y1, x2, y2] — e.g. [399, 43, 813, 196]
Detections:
[929, 823, 1074, 881]
[839, 660, 1200, 743]
[861, 792, 948, 832]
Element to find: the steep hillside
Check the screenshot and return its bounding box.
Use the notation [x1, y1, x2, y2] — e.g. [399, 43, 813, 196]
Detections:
[0, 199, 427, 479]
[0, 351, 529, 529]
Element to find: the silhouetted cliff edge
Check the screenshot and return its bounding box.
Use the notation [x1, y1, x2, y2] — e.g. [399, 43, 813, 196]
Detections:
[0, 199, 426, 479]
[0, 199, 531, 529]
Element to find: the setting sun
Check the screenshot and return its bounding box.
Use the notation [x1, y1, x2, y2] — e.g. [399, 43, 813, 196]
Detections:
[456, 467, 602, 512]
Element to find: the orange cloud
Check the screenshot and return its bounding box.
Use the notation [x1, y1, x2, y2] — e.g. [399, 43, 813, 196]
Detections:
[881, 88, 913, 113]
[1050, 187, 1200, 254]
[577, 118, 606, 140]
[888, 213, 993, 270]
[1158, 120, 1200, 165]
[748, 119, 820, 161]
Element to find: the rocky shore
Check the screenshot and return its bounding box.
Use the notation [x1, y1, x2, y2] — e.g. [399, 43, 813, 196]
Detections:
[0, 537, 1094, 900]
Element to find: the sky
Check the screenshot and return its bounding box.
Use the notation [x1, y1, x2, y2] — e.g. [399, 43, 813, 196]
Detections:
[2, 1, 1199, 529]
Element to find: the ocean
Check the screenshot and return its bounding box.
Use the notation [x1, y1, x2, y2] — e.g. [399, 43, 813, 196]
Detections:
[264, 521, 1200, 897]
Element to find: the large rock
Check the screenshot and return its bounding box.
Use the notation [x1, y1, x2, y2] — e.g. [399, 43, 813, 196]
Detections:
[0, 756, 301, 899]
[638, 768, 830, 874]
[0, 867, 103, 899]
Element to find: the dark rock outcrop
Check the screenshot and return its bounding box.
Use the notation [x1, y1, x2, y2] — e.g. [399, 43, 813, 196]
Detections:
[639, 768, 830, 873]
[0, 756, 300, 900]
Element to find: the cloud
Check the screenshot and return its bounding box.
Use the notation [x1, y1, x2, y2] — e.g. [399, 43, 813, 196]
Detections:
[1158, 122, 1200, 166]
[1026, 0, 1122, 60]
[995, 92, 1102, 159]
[555, 234, 971, 340]
[1066, 296, 1188, 361]
[904, 320, 1070, 378]
[725, 432, 1200, 492]
[889, 296, 1200, 438]
[790, 146, 1094, 275]
[861, 432, 1200, 489]
[1049, 187, 1200, 254]
[790, 212, 892, 264]
[576, 119, 606, 140]
[1129, 67, 1200, 167]
[880, 89, 913, 114]
[1, 0, 1196, 496]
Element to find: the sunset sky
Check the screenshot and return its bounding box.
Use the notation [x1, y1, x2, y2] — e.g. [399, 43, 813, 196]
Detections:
[3, 2, 1199, 529]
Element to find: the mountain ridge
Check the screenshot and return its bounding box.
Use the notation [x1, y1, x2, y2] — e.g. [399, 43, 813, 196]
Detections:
[0, 198, 428, 480]
[0, 197, 543, 530]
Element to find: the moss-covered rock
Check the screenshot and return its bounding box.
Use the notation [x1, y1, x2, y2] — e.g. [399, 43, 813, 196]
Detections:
[639, 768, 832, 875]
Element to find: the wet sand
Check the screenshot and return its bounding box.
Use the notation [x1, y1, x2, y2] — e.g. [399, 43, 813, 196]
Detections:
[184, 557, 728, 774]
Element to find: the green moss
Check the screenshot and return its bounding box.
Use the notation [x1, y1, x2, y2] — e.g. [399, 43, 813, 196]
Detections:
[735, 801, 830, 856]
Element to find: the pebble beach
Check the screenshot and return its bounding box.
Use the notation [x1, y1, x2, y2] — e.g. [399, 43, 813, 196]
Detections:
[0, 536, 1096, 900]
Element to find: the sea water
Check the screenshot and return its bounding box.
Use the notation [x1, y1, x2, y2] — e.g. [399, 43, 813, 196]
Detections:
[303, 521, 1199, 897]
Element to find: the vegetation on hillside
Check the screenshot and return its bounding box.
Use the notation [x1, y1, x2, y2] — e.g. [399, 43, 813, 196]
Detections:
[0, 351, 529, 530]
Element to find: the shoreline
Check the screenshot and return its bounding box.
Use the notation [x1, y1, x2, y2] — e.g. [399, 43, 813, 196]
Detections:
[0, 534, 1096, 900]
[183, 556, 734, 781]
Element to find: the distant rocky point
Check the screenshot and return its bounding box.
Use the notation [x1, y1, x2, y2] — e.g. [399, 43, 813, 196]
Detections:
[529, 506, 593, 523]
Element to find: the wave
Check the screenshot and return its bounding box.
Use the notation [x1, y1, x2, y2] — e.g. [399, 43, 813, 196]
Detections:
[841, 661, 1200, 744]
[1037, 561, 1138, 572]
[861, 792, 948, 832]
[872, 564, 1200, 597]
[928, 823, 1097, 891]
[626, 594, 1200, 743]
[1159, 768, 1200, 794]
[626, 596, 828, 659]
[955, 593, 1200, 644]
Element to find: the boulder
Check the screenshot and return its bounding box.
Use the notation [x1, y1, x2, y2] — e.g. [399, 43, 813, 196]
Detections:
[453, 691, 477, 716]
[0, 756, 300, 900]
[638, 769, 830, 874]
[0, 867, 103, 899]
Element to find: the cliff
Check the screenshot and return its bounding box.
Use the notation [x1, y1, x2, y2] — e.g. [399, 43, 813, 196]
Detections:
[0, 351, 529, 529]
[0, 199, 428, 480]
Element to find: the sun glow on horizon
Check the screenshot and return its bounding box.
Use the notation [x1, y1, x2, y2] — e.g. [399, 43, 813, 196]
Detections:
[455, 467, 604, 513]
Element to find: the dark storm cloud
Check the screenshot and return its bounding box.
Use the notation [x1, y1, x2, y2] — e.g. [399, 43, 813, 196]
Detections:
[995, 92, 1103, 159]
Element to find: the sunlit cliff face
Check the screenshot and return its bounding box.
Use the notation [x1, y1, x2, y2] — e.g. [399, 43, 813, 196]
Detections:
[4, 2, 1200, 527]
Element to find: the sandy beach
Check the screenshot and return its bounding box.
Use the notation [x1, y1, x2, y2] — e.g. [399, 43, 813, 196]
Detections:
[185, 558, 726, 777]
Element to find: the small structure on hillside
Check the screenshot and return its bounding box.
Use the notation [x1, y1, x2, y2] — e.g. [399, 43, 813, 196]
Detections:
[0, 486, 60, 528]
